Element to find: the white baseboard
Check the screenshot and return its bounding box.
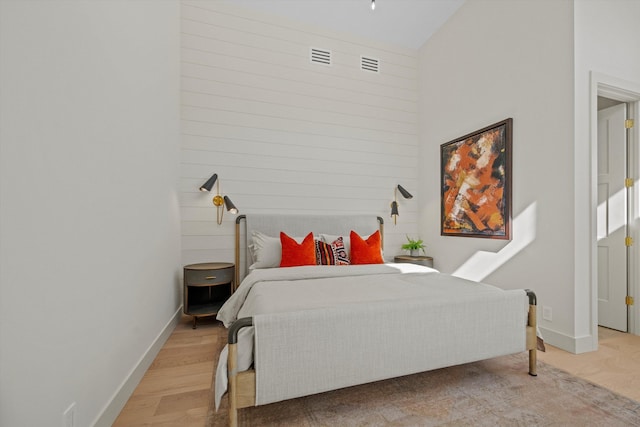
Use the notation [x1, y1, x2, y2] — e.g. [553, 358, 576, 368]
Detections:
[539, 326, 596, 354]
[91, 306, 183, 427]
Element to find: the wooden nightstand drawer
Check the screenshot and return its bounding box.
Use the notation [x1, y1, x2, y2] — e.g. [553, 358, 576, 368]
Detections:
[185, 264, 233, 286]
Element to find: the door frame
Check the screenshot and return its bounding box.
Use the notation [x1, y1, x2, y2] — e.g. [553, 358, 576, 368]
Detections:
[590, 72, 640, 341]
[597, 102, 629, 332]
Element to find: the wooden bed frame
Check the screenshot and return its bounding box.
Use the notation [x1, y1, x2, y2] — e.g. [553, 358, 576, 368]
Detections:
[225, 214, 538, 427]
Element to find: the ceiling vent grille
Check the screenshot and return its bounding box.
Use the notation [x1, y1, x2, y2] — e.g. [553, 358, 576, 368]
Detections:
[310, 48, 331, 66]
[361, 56, 380, 73]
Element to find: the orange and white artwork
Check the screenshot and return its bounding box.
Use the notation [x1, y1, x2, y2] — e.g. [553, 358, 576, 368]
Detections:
[440, 119, 512, 239]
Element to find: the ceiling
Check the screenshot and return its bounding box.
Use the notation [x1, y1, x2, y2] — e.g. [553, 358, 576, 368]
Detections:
[231, 0, 465, 50]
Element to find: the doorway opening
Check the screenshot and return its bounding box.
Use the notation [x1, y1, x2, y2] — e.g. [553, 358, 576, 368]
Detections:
[593, 74, 640, 340]
[597, 97, 631, 332]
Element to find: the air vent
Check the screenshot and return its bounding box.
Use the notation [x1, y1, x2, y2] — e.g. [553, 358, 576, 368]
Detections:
[310, 48, 331, 66]
[361, 56, 379, 73]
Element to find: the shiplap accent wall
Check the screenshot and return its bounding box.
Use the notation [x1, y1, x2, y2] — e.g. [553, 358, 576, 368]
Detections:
[180, 0, 420, 265]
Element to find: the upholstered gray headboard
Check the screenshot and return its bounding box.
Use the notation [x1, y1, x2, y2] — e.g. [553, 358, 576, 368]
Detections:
[234, 214, 383, 285]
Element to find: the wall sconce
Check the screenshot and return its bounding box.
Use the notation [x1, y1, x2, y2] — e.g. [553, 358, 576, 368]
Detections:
[391, 184, 413, 225]
[200, 173, 238, 225]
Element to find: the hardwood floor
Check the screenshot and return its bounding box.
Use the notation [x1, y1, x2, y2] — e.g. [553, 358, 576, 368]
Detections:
[113, 315, 224, 427]
[538, 326, 640, 401]
[114, 316, 640, 426]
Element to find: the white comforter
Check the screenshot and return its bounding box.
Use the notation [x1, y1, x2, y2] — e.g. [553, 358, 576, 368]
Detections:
[215, 263, 528, 409]
[217, 263, 440, 326]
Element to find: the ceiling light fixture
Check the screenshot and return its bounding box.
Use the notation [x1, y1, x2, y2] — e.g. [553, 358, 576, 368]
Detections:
[371, 0, 375, 11]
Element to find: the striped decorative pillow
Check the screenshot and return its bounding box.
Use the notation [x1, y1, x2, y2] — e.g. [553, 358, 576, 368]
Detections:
[315, 236, 350, 265]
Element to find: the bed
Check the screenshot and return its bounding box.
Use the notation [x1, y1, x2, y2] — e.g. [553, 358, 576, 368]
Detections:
[215, 214, 538, 427]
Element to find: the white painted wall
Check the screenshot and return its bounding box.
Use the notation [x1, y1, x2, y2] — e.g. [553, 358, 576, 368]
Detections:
[4, 2, 636, 423]
[573, 0, 640, 347]
[418, 0, 576, 350]
[180, 1, 421, 266]
[0, 1, 181, 426]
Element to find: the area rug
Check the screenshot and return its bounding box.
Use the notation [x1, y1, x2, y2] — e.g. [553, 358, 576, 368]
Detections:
[207, 352, 640, 426]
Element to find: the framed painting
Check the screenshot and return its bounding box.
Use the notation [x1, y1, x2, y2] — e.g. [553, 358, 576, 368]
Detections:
[440, 118, 512, 240]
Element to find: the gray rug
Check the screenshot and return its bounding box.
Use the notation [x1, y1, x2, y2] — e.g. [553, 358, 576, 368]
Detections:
[208, 351, 640, 426]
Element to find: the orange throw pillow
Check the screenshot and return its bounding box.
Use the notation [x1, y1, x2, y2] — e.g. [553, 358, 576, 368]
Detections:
[350, 230, 384, 265]
[280, 232, 316, 267]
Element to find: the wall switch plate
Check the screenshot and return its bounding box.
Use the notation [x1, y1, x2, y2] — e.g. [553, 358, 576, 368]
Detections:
[542, 306, 552, 321]
[63, 402, 76, 427]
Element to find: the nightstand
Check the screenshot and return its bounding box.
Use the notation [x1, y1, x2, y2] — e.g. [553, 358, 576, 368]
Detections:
[394, 255, 434, 268]
[183, 262, 234, 329]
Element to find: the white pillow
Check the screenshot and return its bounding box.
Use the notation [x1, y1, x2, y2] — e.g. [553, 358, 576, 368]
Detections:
[249, 231, 311, 269]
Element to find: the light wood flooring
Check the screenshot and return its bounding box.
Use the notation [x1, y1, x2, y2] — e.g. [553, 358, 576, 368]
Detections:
[538, 326, 640, 401]
[112, 315, 224, 427]
[114, 316, 640, 426]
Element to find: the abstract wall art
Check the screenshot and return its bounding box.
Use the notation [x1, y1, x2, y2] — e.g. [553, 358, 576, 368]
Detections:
[440, 118, 512, 240]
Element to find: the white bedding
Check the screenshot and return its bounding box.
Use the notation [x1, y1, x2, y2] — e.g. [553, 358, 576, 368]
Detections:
[217, 263, 439, 327]
[215, 263, 528, 409]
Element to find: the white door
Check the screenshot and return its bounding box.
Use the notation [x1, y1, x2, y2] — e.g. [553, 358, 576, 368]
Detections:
[597, 103, 628, 332]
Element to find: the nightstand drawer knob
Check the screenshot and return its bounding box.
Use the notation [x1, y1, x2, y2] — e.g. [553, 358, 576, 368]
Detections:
[205, 276, 216, 280]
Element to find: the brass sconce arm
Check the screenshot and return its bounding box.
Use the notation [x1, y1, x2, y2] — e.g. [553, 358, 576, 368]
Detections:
[200, 173, 239, 225]
[391, 184, 413, 225]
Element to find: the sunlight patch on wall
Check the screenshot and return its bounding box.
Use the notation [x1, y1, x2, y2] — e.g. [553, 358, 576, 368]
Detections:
[452, 202, 537, 282]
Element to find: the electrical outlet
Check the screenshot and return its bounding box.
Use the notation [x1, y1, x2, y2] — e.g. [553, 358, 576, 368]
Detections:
[63, 402, 76, 427]
[542, 306, 552, 321]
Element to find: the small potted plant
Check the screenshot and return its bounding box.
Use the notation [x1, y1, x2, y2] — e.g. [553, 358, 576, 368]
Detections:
[401, 235, 425, 257]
